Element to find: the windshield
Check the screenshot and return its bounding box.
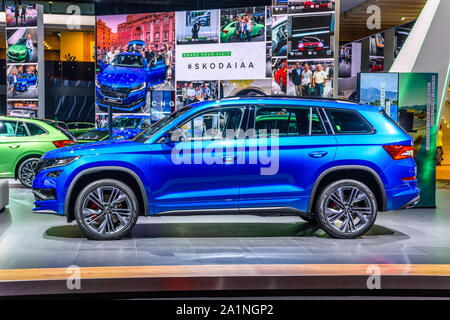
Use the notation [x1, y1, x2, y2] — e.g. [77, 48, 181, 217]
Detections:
[108, 117, 142, 129]
[77, 130, 108, 141]
[134, 106, 193, 143]
[111, 54, 144, 68]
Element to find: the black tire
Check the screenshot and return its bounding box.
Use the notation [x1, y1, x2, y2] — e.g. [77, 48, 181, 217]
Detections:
[17, 157, 39, 188]
[315, 179, 377, 239]
[75, 179, 139, 240]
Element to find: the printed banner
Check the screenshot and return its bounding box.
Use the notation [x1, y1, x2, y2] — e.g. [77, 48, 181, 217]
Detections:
[175, 42, 267, 81]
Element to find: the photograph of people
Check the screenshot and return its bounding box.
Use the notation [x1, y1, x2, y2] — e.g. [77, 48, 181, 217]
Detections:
[287, 60, 332, 97]
[312, 63, 327, 97]
[220, 7, 265, 43]
[7, 64, 38, 99]
[5, 2, 37, 27]
[176, 81, 219, 108]
[6, 28, 38, 63]
[176, 10, 220, 44]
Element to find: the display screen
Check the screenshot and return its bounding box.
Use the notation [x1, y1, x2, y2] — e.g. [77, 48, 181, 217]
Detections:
[95, 4, 338, 120]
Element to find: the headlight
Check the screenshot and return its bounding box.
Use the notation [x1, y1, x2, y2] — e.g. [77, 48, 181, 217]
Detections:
[130, 82, 146, 92]
[42, 156, 80, 170]
[95, 79, 100, 88]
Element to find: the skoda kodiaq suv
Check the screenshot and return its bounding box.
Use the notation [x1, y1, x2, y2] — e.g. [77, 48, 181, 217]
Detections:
[33, 97, 419, 240]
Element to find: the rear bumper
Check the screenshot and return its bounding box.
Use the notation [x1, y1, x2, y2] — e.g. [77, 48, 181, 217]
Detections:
[386, 182, 420, 211]
[400, 195, 421, 210]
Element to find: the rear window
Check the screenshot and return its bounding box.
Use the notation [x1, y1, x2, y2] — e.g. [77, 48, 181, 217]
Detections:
[26, 123, 46, 136]
[325, 109, 372, 134]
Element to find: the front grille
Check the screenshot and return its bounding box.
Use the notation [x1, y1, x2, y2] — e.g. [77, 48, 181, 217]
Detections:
[8, 52, 19, 57]
[100, 84, 130, 98]
[101, 89, 128, 99]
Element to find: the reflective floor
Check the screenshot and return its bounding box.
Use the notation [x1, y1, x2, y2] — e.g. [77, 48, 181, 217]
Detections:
[1, 180, 450, 269]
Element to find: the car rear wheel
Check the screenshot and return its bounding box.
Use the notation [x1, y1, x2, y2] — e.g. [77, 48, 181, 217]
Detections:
[315, 179, 377, 239]
[18, 157, 40, 188]
[75, 179, 139, 240]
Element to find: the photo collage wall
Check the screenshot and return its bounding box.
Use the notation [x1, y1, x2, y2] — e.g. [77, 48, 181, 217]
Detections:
[5, 2, 39, 118]
[95, 0, 337, 123]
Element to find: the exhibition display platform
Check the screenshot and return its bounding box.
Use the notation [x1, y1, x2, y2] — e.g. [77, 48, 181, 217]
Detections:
[1, 180, 450, 296]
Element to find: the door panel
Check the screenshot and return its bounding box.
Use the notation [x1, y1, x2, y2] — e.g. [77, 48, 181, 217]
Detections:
[150, 139, 242, 213]
[150, 106, 247, 214]
[239, 105, 337, 213]
[240, 135, 337, 212]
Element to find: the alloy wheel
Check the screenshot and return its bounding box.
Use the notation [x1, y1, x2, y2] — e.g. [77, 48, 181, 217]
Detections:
[81, 186, 133, 235]
[20, 159, 38, 187]
[324, 186, 374, 234]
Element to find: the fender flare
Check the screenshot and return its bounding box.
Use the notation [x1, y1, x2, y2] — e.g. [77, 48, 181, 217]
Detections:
[64, 166, 149, 222]
[307, 165, 387, 213]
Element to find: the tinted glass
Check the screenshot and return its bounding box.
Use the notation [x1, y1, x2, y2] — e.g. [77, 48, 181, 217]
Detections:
[112, 118, 141, 129]
[0, 121, 17, 137]
[78, 130, 108, 141]
[112, 54, 144, 68]
[325, 109, 372, 134]
[255, 106, 324, 136]
[26, 123, 46, 136]
[16, 122, 28, 137]
[177, 108, 243, 141]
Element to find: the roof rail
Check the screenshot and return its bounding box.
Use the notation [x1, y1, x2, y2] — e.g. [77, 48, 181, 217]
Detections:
[219, 95, 356, 103]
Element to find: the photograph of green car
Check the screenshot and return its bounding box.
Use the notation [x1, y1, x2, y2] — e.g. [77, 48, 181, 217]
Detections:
[6, 28, 37, 63]
[6, 40, 28, 62]
[220, 7, 265, 42]
[0, 116, 76, 187]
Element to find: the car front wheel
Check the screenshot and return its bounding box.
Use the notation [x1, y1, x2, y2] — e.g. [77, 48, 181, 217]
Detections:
[75, 179, 139, 240]
[18, 157, 40, 188]
[315, 179, 377, 239]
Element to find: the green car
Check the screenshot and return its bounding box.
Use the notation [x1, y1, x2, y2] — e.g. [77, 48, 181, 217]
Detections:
[220, 20, 265, 43]
[7, 39, 28, 62]
[76, 130, 109, 144]
[0, 116, 76, 187]
[66, 122, 95, 137]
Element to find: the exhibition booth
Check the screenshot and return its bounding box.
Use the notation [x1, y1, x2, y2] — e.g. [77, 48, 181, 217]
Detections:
[0, 0, 449, 298]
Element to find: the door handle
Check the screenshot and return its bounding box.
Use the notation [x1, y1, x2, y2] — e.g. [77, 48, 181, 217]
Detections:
[8, 145, 20, 149]
[223, 155, 238, 162]
[309, 151, 328, 158]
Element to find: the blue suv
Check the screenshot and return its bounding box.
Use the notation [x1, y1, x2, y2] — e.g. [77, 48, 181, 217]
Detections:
[32, 97, 419, 240]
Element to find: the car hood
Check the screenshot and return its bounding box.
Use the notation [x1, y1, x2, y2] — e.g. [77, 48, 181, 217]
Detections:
[8, 44, 26, 52]
[97, 66, 147, 88]
[43, 140, 143, 159]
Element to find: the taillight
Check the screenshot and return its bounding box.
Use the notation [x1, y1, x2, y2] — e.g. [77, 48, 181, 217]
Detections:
[383, 145, 414, 160]
[52, 140, 74, 148]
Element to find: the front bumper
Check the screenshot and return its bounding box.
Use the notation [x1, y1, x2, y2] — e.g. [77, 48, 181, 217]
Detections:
[7, 51, 27, 62]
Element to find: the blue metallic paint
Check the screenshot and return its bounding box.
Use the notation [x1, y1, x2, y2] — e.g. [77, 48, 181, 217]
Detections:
[32, 97, 419, 219]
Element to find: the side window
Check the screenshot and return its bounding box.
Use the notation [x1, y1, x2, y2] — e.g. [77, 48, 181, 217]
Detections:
[255, 106, 326, 136]
[0, 121, 17, 137]
[16, 122, 28, 137]
[311, 108, 326, 135]
[255, 107, 309, 136]
[325, 109, 372, 134]
[176, 108, 243, 141]
[26, 123, 46, 136]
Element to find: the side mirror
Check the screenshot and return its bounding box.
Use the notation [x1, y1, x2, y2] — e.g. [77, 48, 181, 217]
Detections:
[161, 128, 185, 144]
